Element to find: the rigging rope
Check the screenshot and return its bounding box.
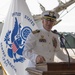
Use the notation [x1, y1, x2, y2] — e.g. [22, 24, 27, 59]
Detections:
[59, 5, 75, 19]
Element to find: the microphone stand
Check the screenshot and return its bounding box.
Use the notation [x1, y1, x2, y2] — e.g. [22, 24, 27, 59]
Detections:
[52, 30, 73, 68]
[60, 35, 71, 69]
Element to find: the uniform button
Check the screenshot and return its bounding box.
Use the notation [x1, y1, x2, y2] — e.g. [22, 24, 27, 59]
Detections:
[53, 49, 56, 52]
[49, 50, 51, 52]
[49, 58, 51, 60]
[48, 35, 49, 36]
[49, 42, 50, 44]
[42, 45, 44, 46]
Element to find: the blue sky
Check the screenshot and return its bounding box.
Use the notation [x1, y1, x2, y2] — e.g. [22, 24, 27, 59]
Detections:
[0, 0, 75, 32]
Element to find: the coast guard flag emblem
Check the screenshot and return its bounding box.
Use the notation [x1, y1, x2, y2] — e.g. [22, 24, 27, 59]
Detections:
[0, 0, 38, 75]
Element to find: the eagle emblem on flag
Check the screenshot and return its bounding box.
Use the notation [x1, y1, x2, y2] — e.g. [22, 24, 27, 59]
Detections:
[4, 17, 32, 63]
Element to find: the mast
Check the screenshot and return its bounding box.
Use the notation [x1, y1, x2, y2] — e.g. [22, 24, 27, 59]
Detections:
[53, 0, 75, 13]
[33, 0, 75, 21]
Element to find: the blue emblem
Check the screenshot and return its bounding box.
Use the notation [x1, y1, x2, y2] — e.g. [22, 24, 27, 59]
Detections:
[4, 17, 32, 63]
[21, 27, 32, 40]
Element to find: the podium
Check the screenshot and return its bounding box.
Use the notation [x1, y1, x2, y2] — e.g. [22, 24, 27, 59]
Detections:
[26, 62, 75, 75]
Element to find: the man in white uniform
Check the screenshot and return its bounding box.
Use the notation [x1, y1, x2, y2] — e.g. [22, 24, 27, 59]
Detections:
[22, 10, 75, 75]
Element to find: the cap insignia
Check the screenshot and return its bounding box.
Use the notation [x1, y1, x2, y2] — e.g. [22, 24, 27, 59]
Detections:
[49, 11, 54, 17]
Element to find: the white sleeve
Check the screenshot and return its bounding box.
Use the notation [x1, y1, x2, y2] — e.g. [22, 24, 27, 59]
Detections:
[22, 33, 38, 64]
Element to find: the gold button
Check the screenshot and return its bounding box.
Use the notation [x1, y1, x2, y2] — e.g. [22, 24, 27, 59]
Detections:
[49, 42, 50, 44]
[50, 58, 51, 60]
[49, 50, 51, 52]
[53, 49, 55, 52]
[42, 45, 44, 46]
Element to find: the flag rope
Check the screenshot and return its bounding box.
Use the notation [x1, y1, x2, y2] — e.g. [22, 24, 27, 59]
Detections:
[0, 62, 7, 75]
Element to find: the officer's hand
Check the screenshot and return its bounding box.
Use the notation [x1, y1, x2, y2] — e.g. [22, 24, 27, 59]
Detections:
[36, 55, 45, 64]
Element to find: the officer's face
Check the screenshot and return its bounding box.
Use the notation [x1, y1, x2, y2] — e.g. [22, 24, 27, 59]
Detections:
[42, 18, 56, 31]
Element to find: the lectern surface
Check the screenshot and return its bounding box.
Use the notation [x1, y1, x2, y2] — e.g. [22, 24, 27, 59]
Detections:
[26, 62, 75, 75]
[36, 62, 75, 71]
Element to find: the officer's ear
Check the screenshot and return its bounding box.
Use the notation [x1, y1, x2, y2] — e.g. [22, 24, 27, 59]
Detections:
[42, 18, 44, 23]
[53, 20, 58, 25]
[53, 20, 56, 25]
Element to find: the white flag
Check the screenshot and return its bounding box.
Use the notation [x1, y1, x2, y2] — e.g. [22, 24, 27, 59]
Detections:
[0, 0, 38, 75]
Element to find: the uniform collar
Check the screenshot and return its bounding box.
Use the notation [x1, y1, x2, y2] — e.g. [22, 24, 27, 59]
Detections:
[41, 27, 51, 34]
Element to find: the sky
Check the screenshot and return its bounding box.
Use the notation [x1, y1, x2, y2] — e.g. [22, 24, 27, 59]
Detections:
[0, 0, 75, 32]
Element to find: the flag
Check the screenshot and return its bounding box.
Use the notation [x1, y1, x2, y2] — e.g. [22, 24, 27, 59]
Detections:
[0, 0, 38, 75]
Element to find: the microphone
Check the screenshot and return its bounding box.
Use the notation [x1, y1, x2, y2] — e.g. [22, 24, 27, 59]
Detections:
[52, 30, 71, 67]
[52, 30, 63, 38]
[52, 30, 65, 45]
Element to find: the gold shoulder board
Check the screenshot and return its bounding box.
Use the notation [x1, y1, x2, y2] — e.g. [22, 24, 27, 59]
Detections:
[32, 30, 40, 34]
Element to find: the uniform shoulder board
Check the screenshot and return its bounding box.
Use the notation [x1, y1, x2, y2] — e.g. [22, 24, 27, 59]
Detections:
[32, 30, 40, 34]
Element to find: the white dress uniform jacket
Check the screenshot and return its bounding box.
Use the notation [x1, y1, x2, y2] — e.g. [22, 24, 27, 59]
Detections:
[22, 28, 69, 75]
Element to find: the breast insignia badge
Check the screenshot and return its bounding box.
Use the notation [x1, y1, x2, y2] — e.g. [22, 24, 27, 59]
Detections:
[39, 35, 46, 42]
